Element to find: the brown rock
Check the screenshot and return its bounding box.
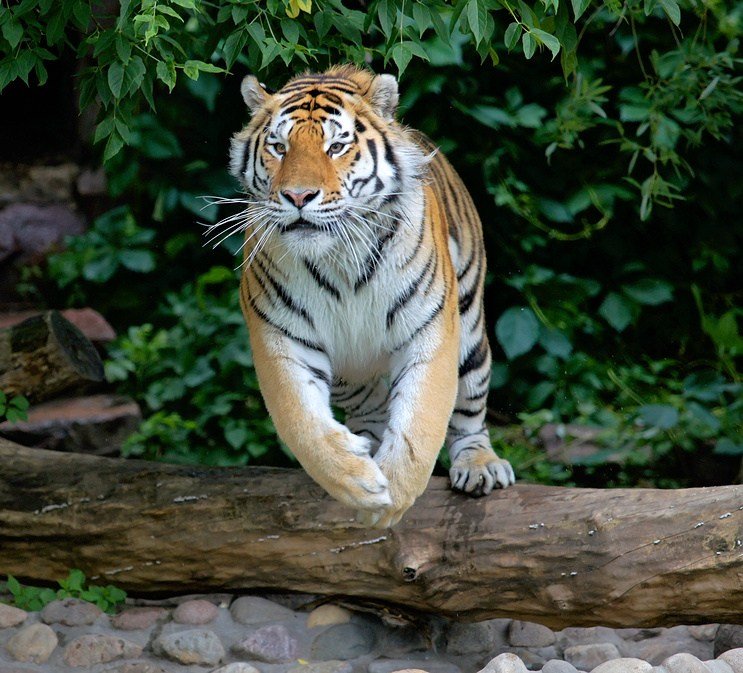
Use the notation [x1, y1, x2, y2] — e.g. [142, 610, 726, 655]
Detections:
[307, 604, 352, 628]
[63, 634, 142, 666]
[110, 606, 169, 631]
[0, 603, 27, 628]
[172, 599, 218, 625]
[5, 623, 58, 663]
[0, 308, 116, 344]
[233, 624, 299, 663]
[102, 662, 169, 673]
[40, 597, 102, 626]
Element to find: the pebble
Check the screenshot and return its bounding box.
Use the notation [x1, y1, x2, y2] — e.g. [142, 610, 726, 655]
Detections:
[153, 629, 225, 666]
[719, 648, 743, 671]
[172, 599, 218, 625]
[232, 624, 298, 663]
[542, 661, 581, 673]
[102, 663, 170, 673]
[368, 659, 461, 673]
[212, 665, 262, 673]
[716, 627, 743, 658]
[447, 619, 510, 655]
[110, 607, 169, 630]
[62, 634, 143, 666]
[5, 623, 58, 664]
[689, 626, 719, 642]
[660, 653, 710, 672]
[311, 622, 377, 660]
[230, 596, 295, 624]
[478, 652, 529, 673]
[508, 621, 556, 647]
[287, 661, 353, 673]
[0, 605, 27, 628]
[564, 643, 621, 670]
[40, 597, 102, 626]
[590, 657, 652, 672]
[307, 604, 353, 628]
[703, 661, 735, 673]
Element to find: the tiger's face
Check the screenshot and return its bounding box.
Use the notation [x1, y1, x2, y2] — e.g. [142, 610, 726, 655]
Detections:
[229, 67, 426, 254]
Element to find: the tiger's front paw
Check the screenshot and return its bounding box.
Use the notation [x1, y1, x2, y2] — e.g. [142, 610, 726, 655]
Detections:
[450, 446, 515, 496]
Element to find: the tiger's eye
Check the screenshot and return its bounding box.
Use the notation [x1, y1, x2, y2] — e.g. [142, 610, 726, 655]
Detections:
[328, 142, 345, 155]
[272, 143, 286, 155]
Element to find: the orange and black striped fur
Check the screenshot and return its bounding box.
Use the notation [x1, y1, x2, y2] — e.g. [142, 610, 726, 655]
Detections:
[225, 65, 514, 527]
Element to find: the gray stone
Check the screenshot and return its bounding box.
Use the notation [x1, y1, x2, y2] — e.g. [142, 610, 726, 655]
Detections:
[660, 653, 709, 672]
[719, 648, 743, 672]
[503, 646, 557, 668]
[446, 619, 510, 655]
[307, 604, 353, 628]
[101, 663, 170, 673]
[287, 662, 353, 673]
[0, 203, 85, 262]
[230, 595, 295, 624]
[153, 629, 225, 666]
[477, 652, 529, 673]
[563, 643, 621, 671]
[542, 661, 581, 673]
[0, 604, 27, 628]
[629, 633, 712, 664]
[110, 607, 169, 631]
[590, 658, 652, 673]
[368, 659, 461, 673]
[716, 626, 743, 658]
[558, 627, 625, 650]
[5, 623, 58, 663]
[172, 599, 218, 625]
[508, 621, 556, 647]
[0, 667, 38, 673]
[232, 624, 298, 663]
[311, 622, 377, 660]
[689, 625, 719, 642]
[40, 597, 102, 626]
[212, 665, 262, 673]
[63, 634, 142, 666]
[703, 661, 735, 673]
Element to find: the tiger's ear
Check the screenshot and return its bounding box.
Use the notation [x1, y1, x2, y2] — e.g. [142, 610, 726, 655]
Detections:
[240, 75, 270, 114]
[368, 73, 399, 121]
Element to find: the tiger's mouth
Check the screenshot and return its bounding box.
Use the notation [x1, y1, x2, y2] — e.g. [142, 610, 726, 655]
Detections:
[281, 217, 325, 233]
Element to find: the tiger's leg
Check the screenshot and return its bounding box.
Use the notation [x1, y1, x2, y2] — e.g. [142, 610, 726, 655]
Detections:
[332, 378, 390, 454]
[244, 310, 392, 512]
[446, 290, 515, 495]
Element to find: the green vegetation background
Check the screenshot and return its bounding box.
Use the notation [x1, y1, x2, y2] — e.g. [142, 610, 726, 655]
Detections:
[2, 0, 741, 487]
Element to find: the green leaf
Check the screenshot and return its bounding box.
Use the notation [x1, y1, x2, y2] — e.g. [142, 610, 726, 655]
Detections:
[119, 249, 156, 273]
[538, 327, 573, 359]
[531, 28, 561, 59]
[621, 279, 673, 305]
[599, 292, 633, 331]
[412, 3, 431, 37]
[107, 61, 125, 98]
[103, 132, 125, 163]
[156, 59, 177, 91]
[658, 0, 680, 25]
[2, 20, 24, 49]
[522, 32, 536, 59]
[495, 307, 540, 360]
[467, 0, 488, 45]
[390, 42, 413, 75]
[183, 60, 200, 80]
[638, 404, 679, 429]
[504, 22, 522, 50]
[570, 0, 591, 20]
[714, 438, 743, 456]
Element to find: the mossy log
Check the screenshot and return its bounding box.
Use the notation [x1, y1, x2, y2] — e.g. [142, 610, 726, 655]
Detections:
[0, 439, 741, 628]
[0, 311, 104, 403]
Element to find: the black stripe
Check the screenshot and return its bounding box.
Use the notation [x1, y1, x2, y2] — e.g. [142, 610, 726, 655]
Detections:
[303, 259, 342, 300]
[453, 407, 482, 417]
[386, 250, 435, 329]
[249, 300, 326, 353]
[306, 364, 331, 387]
[255, 258, 315, 328]
[459, 337, 488, 377]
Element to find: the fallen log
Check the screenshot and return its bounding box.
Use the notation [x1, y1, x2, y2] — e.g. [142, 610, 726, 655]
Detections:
[0, 310, 104, 403]
[0, 439, 741, 628]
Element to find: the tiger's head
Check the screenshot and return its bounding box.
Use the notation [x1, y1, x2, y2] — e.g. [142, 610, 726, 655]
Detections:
[228, 66, 427, 260]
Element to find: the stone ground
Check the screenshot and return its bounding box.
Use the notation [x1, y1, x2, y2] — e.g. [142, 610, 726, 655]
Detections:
[2, 593, 742, 673]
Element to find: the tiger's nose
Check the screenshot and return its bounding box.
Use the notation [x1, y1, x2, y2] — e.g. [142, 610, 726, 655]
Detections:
[281, 189, 320, 208]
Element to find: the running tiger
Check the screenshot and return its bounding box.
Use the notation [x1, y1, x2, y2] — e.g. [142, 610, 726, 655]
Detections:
[224, 65, 515, 527]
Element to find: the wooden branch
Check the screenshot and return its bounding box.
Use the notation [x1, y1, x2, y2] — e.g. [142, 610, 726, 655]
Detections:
[0, 311, 104, 403]
[1, 439, 741, 628]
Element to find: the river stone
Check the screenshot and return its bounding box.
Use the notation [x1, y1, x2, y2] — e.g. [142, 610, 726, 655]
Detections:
[153, 629, 225, 666]
[230, 596, 295, 624]
[446, 619, 510, 655]
[477, 652, 529, 673]
[368, 659, 461, 673]
[232, 624, 298, 663]
[311, 622, 377, 660]
[689, 626, 719, 642]
[212, 665, 262, 673]
[288, 661, 353, 673]
[307, 604, 352, 628]
[0, 604, 27, 628]
[564, 643, 621, 670]
[659, 653, 712, 673]
[542, 661, 581, 673]
[590, 658, 652, 673]
[63, 634, 143, 666]
[630, 631, 712, 664]
[5, 623, 58, 663]
[172, 599, 218, 625]
[101, 663, 170, 673]
[558, 627, 624, 649]
[111, 607, 169, 631]
[703, 661, 735, 673]
[716, 627, 743, 658]
[40, 597, 102, 626]
[508, 620, 556, 647]
[719, 648, 743, 672]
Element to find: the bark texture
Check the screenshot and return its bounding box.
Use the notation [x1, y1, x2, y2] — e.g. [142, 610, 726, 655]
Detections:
[1, 439, 741, 628]
[0, 311, 104, 402]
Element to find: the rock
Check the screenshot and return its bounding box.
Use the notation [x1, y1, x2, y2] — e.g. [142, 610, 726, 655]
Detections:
[508, 620, 556, 647]
[477, 652, 529, 673]
[232, 624, 298, 663]
[0, 203, 85, 262]
[703, 661, 735, 673]
[590, 658, 652, 672]
[660, 653, 710, 672]
[563, 643, 621, 671]
[153, 629, 225, 666]
[212, 665, 262, 673]
[689, 625, 719, 642]
[0, 604, 27, 628]
[716, 626, 743, 657]
[287, 661, 353, 673]
[5, 623, 58, 663]
[719, 648, 743, 672]
[110, 606, 169, 631]
[40, 597, 103, 626]
[101, 663, 170, 673]
[172, 599, 218, 625]
[629, 630, 712, 664]
[0, 308, 116, 344]
[230, 595, 295, 624]
[446, 619, 510, 655]
[558, 627, 625, 650]
[542, 661, 581, 673]
[0, 667, 40, 673]
[311, 622, 377, 660]
[62, 634, 142, 666]
[76, 167, 107, 197]
[368, 659, 461, 673]
[307, 604, 353, 628]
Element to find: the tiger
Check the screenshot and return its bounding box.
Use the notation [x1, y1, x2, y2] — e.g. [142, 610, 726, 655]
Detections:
[225, 64, 515, 528]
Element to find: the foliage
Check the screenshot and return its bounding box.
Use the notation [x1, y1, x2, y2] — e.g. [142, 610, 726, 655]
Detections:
[3, 570, 126, 613]
[0, 391, 29, 424]
[6, 0, 741, 485]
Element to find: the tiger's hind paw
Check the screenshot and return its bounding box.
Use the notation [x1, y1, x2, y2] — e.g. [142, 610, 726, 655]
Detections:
[450, 447, 515, 497]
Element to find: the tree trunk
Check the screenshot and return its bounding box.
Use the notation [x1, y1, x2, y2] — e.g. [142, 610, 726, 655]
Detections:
[1, 439, 741, 628]
[0, 310, 104, 403]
